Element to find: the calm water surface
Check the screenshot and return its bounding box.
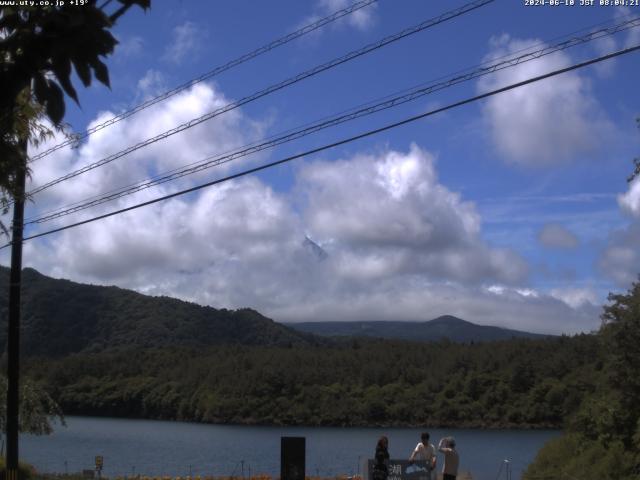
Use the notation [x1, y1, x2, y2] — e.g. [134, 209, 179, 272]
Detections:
[20, 416, 559, 480]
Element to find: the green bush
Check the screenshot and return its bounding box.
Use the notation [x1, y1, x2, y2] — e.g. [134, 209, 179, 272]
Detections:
[523, 432, 637, 480]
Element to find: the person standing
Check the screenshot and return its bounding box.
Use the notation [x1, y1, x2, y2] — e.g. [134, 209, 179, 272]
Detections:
[438, 437, 459, 480]
[372, 436, 390, 480]
[408, 432, 436, 480]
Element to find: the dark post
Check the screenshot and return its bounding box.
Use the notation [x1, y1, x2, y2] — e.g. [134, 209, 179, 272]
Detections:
[6, 141, 27, 480]
[281, 437, 305, 480]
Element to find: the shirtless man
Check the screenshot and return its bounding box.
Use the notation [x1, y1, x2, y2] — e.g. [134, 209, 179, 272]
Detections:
[438, 437, 459, 480]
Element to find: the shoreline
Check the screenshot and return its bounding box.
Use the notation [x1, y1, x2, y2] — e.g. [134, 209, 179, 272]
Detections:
[56, 413, 563, 431]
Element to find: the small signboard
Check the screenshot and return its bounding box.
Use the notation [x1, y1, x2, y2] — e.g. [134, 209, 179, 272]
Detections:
[367, 460, 431, 480]
[95, 456, 104, 471]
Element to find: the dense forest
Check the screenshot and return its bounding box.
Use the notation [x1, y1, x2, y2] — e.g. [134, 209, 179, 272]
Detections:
[25, 334, 602, 429]
[524, 282, 640, 480]
[4, 266, 639, 478]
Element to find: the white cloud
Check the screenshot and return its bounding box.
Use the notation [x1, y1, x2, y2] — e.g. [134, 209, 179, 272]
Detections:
[538, 223, 579, 249]
[298, 0, 377, 39]
[163, 21, 204, 65]
[272, 282, 601, 334]
[616, 7, 640, 48]
[136, 69, 167, 100]
[618, 176, 640, 217]
[26, 80, 265, 214]
[318, 0, 377, 31]
[625, 23, 640, 48]
[591, 35, 618, 77]
[11, 88, 601, 335]
[298, 145, 527, 285]
[550, 287, 598, 309]
[601, 170, 640, 289]
[599, 223, 640, 288]
[116, 35, 144, 58]
[478, 35, 611, 166]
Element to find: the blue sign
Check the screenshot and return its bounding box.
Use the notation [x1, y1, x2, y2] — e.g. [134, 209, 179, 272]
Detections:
[367, 460, 432, 480]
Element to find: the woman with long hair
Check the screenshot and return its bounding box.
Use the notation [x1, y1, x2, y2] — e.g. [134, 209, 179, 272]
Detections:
[372, 435, 390, 480]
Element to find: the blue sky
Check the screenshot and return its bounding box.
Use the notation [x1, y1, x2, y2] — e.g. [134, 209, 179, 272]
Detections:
[5, 0, 640, 334]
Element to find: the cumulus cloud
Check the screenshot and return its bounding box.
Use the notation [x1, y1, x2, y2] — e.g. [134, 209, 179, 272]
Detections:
[601, 172, 640, 289]
[616, 7, 640, 48]
[25, 179, 303, 303]
[298, 0, 377, 38]
[9, 84, 601, 335]
[298, 145, 527, 285]
[599, 223, 640, 288]
[591, 34, 618, 77]
[163, 21, 205, 65]
[538, 223, 579, 249]
[26, 80, 265, 214]
[618, 176, 640, 217]
[550, 287, 598, 309]
[317, 0, 377, 31]
[478, 35, 611, 166]
[136, 69, 168, 100]
[270, 281, 601, 335]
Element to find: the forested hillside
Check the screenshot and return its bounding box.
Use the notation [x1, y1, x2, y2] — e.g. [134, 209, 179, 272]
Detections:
[287, 315, 549, 342]
[26, 334, 601, 429]
[0, 267, 320, 356]
[524, 282, 640, 480]
[0, 266, 620, 440]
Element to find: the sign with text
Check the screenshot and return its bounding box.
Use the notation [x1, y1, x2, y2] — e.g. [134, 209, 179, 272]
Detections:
[367, 460, 432, 480]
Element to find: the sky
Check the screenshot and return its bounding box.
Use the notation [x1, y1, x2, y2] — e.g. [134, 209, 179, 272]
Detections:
[3, 0, 640, 335]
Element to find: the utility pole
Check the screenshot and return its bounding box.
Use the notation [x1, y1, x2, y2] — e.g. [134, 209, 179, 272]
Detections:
[6, 139, 27, 480]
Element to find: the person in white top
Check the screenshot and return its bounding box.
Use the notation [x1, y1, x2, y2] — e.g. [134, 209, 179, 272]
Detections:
[408, 432, 436, 480]
[438, 436, 460, 480]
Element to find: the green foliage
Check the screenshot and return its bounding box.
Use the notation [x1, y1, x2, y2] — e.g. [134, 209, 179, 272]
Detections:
[0, 1, 150, 208]
[600, 282, 640, 444]
[523, 433, 637, 480]
[25, 334, 602, 429]
[0, 267, 320, 357]
[0, 375, 65, 435]
[527, 280, 640, 478]
[0, 267, 608, 429]
[0, 0, 150, 119]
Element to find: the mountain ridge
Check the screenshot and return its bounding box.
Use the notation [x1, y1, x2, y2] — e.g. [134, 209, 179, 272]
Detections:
[0, 266, 321, 357]
[285, 314, 550, 342]
[0, 266, 548, 356]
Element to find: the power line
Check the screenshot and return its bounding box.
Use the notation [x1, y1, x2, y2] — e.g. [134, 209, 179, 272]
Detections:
[26, 0, 379, 163]
[6, 44, 638, 249]
[24, 0, 495, 199]
[24, 16, 640, 226]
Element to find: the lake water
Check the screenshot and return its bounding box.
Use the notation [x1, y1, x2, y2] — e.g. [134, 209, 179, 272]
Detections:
[19, 416, 559, 480]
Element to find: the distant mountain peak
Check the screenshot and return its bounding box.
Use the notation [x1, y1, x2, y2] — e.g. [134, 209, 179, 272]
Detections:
[286, 316, 551, 343]
[303, 236, 328, 261]
[428, 315, 469, 325]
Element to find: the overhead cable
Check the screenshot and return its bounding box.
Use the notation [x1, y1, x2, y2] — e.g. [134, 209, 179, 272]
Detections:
[27, 0, 379, 163]
[24, 0, 495, 198]
[6, 43, 638, 248]
[24, 16, 640, 225]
